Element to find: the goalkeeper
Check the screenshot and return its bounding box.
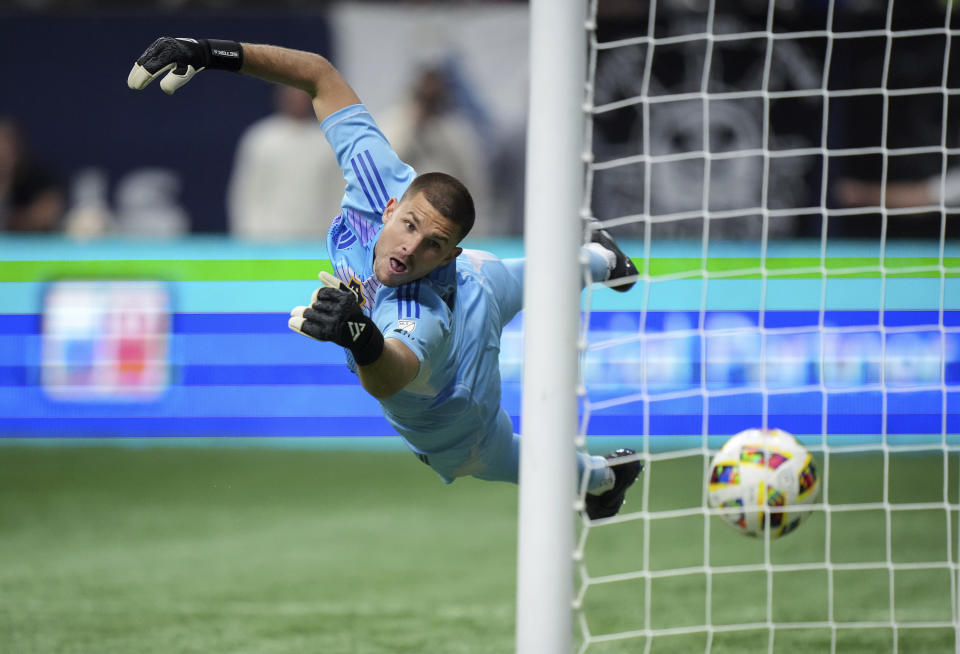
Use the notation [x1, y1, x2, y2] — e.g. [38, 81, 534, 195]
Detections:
[127, 37, 641, 519]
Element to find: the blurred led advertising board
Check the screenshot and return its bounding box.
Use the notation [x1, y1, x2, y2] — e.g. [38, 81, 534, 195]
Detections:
[1, 238, 955, 440]
[41, 281, 171, 401]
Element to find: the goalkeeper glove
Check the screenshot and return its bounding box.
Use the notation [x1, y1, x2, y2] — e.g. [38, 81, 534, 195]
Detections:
[289, 272, 385, 367]
[127, 37, 243, 95]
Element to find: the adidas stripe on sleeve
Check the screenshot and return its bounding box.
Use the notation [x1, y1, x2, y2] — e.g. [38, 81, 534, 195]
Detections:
[372, 279, 452, 373]
[321, 104, 416, 224]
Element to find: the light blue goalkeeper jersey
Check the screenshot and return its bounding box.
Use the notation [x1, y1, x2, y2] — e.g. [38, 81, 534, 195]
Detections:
[321, 104, 520, 481]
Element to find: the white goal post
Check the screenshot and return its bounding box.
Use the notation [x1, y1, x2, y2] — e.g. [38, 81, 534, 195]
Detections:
[517, 1, 960, 653]
[515, 1, 585, 653]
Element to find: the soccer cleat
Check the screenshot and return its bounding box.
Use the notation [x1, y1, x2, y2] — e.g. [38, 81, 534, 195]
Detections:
[585, 449, 643, 520]
[588, 219, 638, 292]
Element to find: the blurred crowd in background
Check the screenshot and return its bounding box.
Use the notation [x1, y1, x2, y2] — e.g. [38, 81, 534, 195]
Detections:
[1, 0, 958, 241]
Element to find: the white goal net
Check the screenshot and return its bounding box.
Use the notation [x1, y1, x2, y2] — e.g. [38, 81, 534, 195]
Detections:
[572, 1, 960, 653]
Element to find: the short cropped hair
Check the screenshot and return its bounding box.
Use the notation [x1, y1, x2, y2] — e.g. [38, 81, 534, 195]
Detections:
[400, 172, 475, 241]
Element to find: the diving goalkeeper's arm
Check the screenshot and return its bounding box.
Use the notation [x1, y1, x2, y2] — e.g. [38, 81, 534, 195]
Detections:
[126, 39, 417, 398]
[288, 274, 419, 400]
[127, 37, 361, 122]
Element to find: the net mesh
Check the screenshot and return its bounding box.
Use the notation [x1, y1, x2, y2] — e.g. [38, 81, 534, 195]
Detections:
[575, 1, 960, 652]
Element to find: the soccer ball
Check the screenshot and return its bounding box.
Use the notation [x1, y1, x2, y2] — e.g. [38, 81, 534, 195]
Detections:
[707, 428, 820, 539]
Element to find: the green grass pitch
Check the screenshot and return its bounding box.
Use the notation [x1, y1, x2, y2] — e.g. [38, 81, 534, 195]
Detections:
[0, 445, 956, 653]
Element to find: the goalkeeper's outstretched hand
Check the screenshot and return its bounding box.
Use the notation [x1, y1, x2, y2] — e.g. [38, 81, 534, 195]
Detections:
[127, 37, 243, 95]
[289, 272, 384, 366]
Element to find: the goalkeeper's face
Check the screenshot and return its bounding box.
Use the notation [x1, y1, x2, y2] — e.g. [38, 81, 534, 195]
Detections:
[373, 192, 463, 287]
